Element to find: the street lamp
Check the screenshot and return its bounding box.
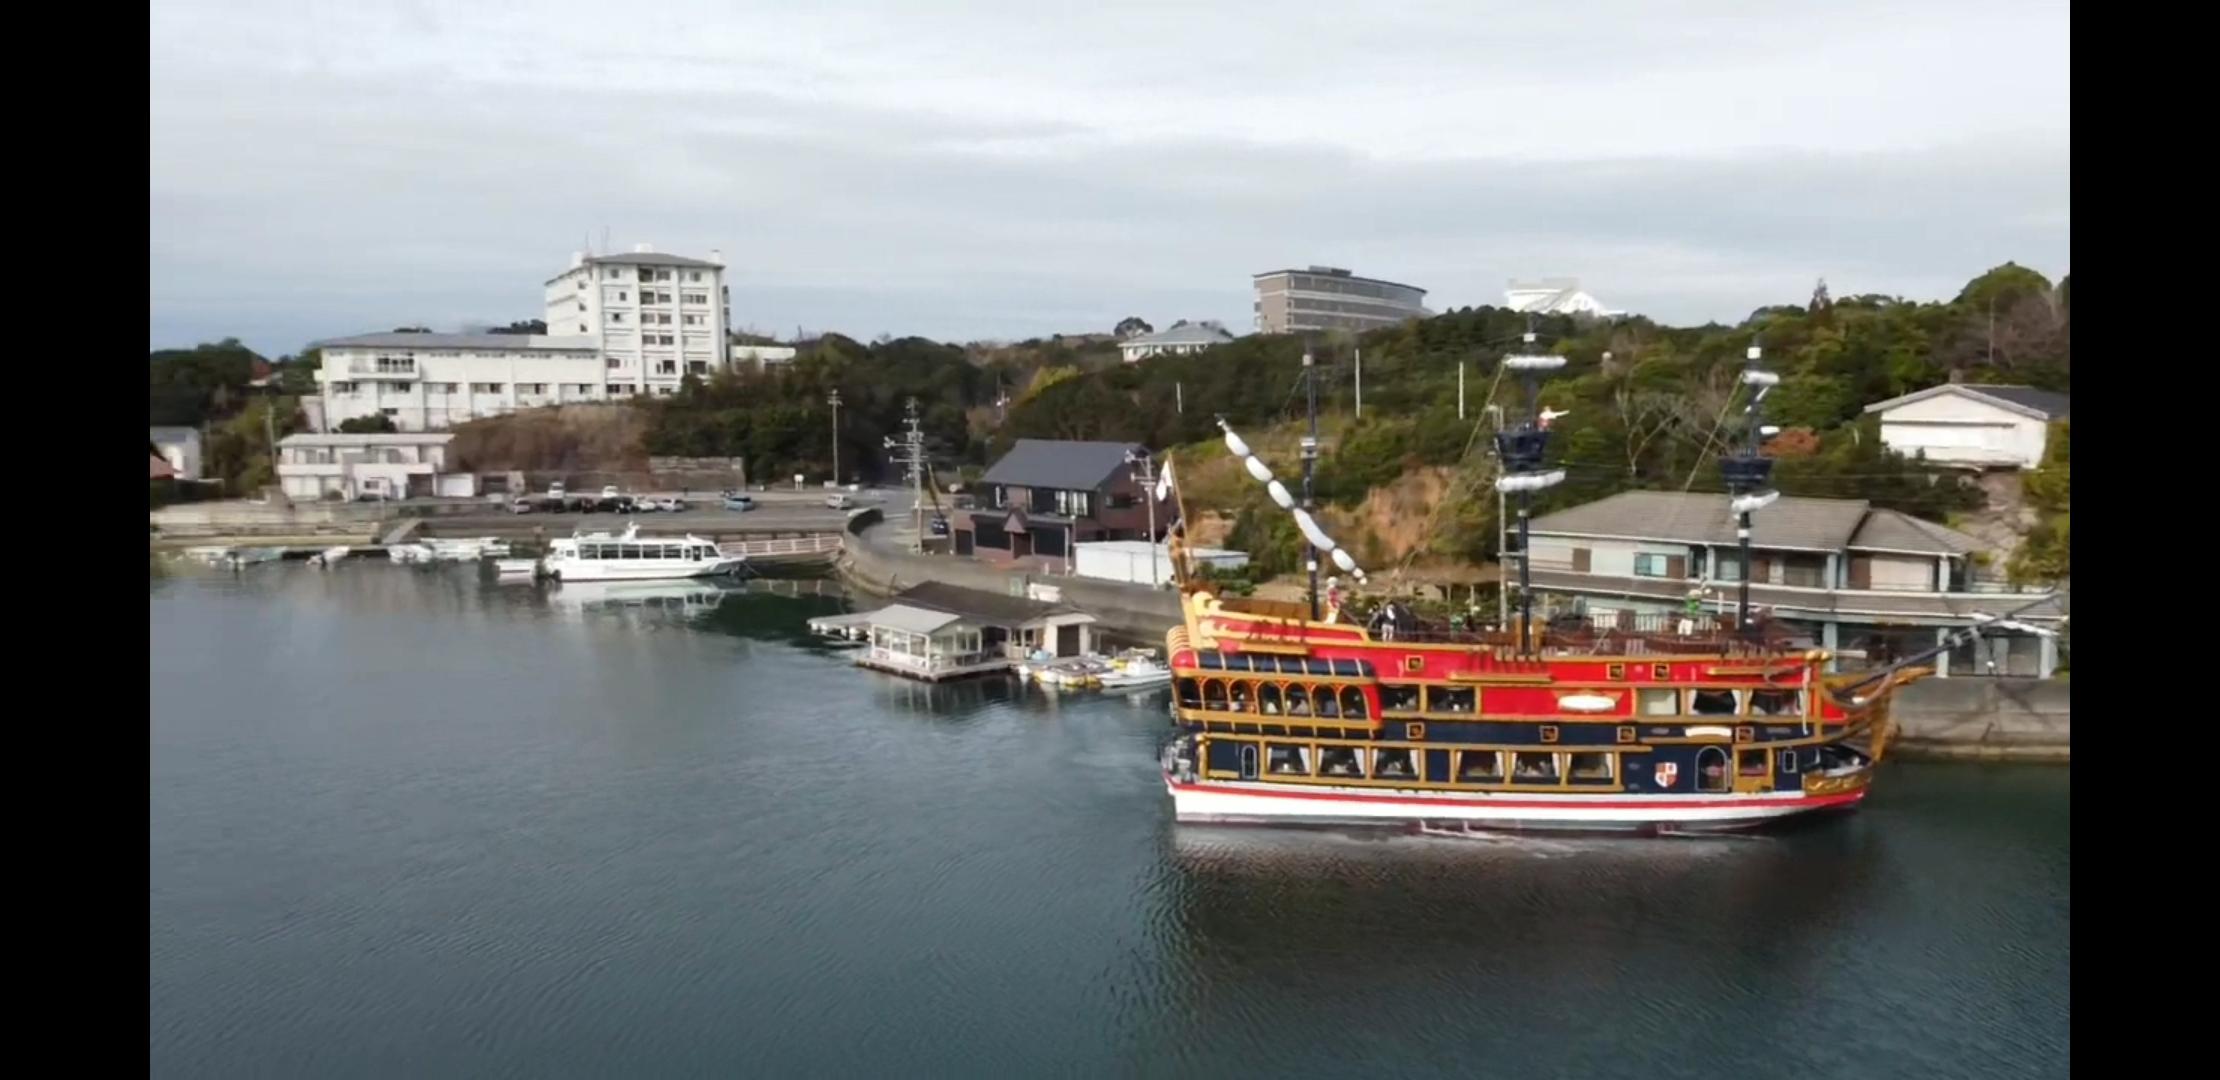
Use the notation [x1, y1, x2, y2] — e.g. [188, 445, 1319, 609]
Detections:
[826, 388, 842, 486]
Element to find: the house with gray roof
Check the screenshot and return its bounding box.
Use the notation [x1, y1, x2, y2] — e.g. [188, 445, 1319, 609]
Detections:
[956, 440, 1166, 566]
[1863, 381, 2069, 470]
[1524, 491, 2064, 677]
[1118, 321, 1236, 362]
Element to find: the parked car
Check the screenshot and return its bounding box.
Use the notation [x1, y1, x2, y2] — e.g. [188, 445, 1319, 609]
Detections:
[590, 495, 635, 513]
[600, 485, 620, 501]
[929, 514, 949, 536]
[825, 492, 853, 510]
[510, 498, 536, 515]
[655, 497, 688, 513]
[724, 493, 756, 511]
[549, 482, 566, 500]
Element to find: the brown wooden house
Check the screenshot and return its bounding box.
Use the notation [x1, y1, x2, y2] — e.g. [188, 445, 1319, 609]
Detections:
[955, 440, 1165, 564]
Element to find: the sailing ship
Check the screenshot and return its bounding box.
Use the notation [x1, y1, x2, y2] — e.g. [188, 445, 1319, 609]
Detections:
[1154, 337, 2038, 834]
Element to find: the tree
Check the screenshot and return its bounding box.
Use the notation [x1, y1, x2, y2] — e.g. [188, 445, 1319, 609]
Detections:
[2009, 421, 2070, 585]
[390, 325, 432, 334]
[150, 338, 262, 425]
[337, 414, 398, 434]
[1114, 316, 1154, 339]
[487, 319, 547, 335]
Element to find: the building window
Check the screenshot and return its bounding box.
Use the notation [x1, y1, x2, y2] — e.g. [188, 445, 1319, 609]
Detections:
[569, 383, 597, 395]
[993, 485, 1007, 508]
[1714, 559, 1743, 582]
[682, 292, 708, 305]
[471, 382, 503, 393]
[683, 314, 703, 326]
[380, 407, 399, 417]
[1054, 490, 1092, 517]
[578, 323, 587, 333]
[655, 386, 674, 395]
[1634, 553, 1676, 578]
[606, 357, 623, 369]
[657, 360, 677, 375]
[688, 271, 702, 282]
[617, 291, 628, 301]
[687, 361, 709, 374]
[611, 312, 625, 323]
[519, 383, 548, 395]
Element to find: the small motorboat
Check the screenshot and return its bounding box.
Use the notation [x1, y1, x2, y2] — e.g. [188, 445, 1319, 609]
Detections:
[387, 543, 435, 565]
[1037, 656, 1111, 690]
[307, 546, 352, 568]
[1098, 651, 1171, 690]
[493, 558, 542, 578]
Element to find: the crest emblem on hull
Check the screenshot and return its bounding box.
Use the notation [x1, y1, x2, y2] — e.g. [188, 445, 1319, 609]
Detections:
[1654, 762, 1679, 788]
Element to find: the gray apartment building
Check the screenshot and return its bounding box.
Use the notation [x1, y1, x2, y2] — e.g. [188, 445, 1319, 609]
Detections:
[1252, 266, 1431, 334]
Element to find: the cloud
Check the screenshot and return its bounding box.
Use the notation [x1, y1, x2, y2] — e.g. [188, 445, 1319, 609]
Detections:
[148, 0, 2069, 354]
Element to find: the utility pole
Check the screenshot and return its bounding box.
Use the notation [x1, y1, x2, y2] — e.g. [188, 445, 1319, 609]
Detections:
[826, 388, 843, 487]
[1354, 348, 1362, 420]
[1127, 449, 1160, 586]
[1458, 361, 1466, 420]
[1301, 347, 1321, 621]
[1487, 403, 1507, 629]
[883, 397, 926, 554]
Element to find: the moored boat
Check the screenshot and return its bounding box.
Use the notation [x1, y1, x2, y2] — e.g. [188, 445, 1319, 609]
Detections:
[1151, 336, 2033, 835]
[541, 523, 745, 582]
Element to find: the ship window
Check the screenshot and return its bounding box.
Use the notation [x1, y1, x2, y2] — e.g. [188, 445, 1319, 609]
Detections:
[1568, 753, 1614, 782]
[1380, 685, 1421, 712]
[1540, 725, 1559, 743]
[1199, 653, 1224, 670]
[1406, 722, 1425, 741]
[1738, 749, 1769, 777]
[1285, 686, 1312, 716]
[1332, 659, 1361, 677]
[1697, 747, 1730, 791]
[1318, 746, 1363, 778]
[1230, 683, 1252, 713]
[1606, 663, 1626, 680]
[1371, 748, 1417, 780]
[1176, 679, 1201, 709]
[1511, 752, 1559, 782]
[621, 545, 641, 559]
[1315, 687, 1341, 719]
[576, 545, 597, 560]
[1638, 688, 1677, 715]
[1690, 689, 1740, 716]
[1203, 681, 1228, 711]
[1651, 663, 1671, 681]
[1617, 726, 1636, 744]
[1340, 688, 1367, 718]
[1751, 690, 1802, 717]
[1267, 744, 1310, 776]
[1258, 684, 1283, 715]
[1458, 750, 1503, 781]
[1781, 750, 1800, 774]
[1428, 687, 1476, 714]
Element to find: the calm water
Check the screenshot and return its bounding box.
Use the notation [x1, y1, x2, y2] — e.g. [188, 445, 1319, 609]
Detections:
[150, 565, 2070, 1079]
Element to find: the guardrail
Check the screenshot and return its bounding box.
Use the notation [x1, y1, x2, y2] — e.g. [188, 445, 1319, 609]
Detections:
[722, 533, 843, 558]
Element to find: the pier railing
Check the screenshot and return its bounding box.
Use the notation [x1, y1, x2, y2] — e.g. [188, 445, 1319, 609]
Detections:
[721, 533, 843, 559]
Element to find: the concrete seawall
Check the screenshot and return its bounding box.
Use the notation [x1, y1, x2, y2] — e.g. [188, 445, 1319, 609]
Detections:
[837, 512, 1182, 640]
[1890, 677, 2070, 762]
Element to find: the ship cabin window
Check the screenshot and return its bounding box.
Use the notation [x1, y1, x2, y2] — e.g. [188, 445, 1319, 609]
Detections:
[1638, 688, 1678, 716]
[1428, 686, 1476, 714]
[1511, 752, 1559, 782]
[1230, 683, 1252, 713]
[1380, 685, 1422, 713]
[1780, 749, 1800, 774]
[1697, 747, 1730, 791]
[1750, 690, 1802, 717]
[1315, 688, 1341, 719]
[1318, 746, 1363, 778]
[1267, 744, 1310, 776]
[1738, 749, 1769, 777]
[1568, 752, 1615, 783]
[1286, 686, 1313, 716]
[1457, 750, 1504, 782]
[1203, 681, 1229, 711]
[1689, 689, 1741, 716]
[1340, 687, 1368, 719]
[1176, 679, 1201, 709]
[1258, 684, 1283, 715]
[1371, 748, 1417, 780]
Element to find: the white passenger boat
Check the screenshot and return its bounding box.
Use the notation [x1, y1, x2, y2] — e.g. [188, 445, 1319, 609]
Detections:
[541, 523, 745, 582]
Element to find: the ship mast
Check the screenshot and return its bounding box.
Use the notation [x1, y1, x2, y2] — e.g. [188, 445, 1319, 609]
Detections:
[1721, 342, 1781, 638]
[1301, 346, 1321, 621]
[1494, 325, 1567, 656]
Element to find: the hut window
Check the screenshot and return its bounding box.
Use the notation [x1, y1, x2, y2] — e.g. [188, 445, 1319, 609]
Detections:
[1690, 689, 1741, 716]
[1176, 679, 1201, 709]
[1318, 746, 1363, 778]
[1340, 687, 1368, 719]
[1371, 748, 1417, 780]
[1568, 753, 1614, 781]
[1267, 744, 1310, 776]
[1751, 690, 1802, 717]
[1315, 688, 1341, 719]
[1286, 686, 1312, 716]
[1638, 688, 1678, 716]
[1258, 684, 1284, 715]
[1458, 750, 1503, 781]
[1203, 681, 1228, 711]
[1381, 685, 1422, 713]
[1429, 686, 1476, 714]
[1738, 749, 1769, 777]
[1511, 752, 1559, 782]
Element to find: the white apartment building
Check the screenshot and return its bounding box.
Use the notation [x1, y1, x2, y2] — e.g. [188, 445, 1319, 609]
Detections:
[1504, 278, 1622, 317]
[544, 244, 731, 393]
[275, 432, 474, 501]
[314, 333, 606, 432]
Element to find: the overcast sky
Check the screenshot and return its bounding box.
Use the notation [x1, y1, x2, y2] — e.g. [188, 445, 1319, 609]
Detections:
[149, 0, 2070, 357]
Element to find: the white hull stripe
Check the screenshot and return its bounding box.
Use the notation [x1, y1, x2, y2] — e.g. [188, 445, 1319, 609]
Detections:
[1168, 780, 1863, 825]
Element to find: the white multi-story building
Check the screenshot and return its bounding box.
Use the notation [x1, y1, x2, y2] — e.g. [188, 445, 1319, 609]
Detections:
[1504, 278, 1622, 317]
[544, 244, 730, 394]
[314, 332, 606, 432]
[275, 432, 475, 501]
